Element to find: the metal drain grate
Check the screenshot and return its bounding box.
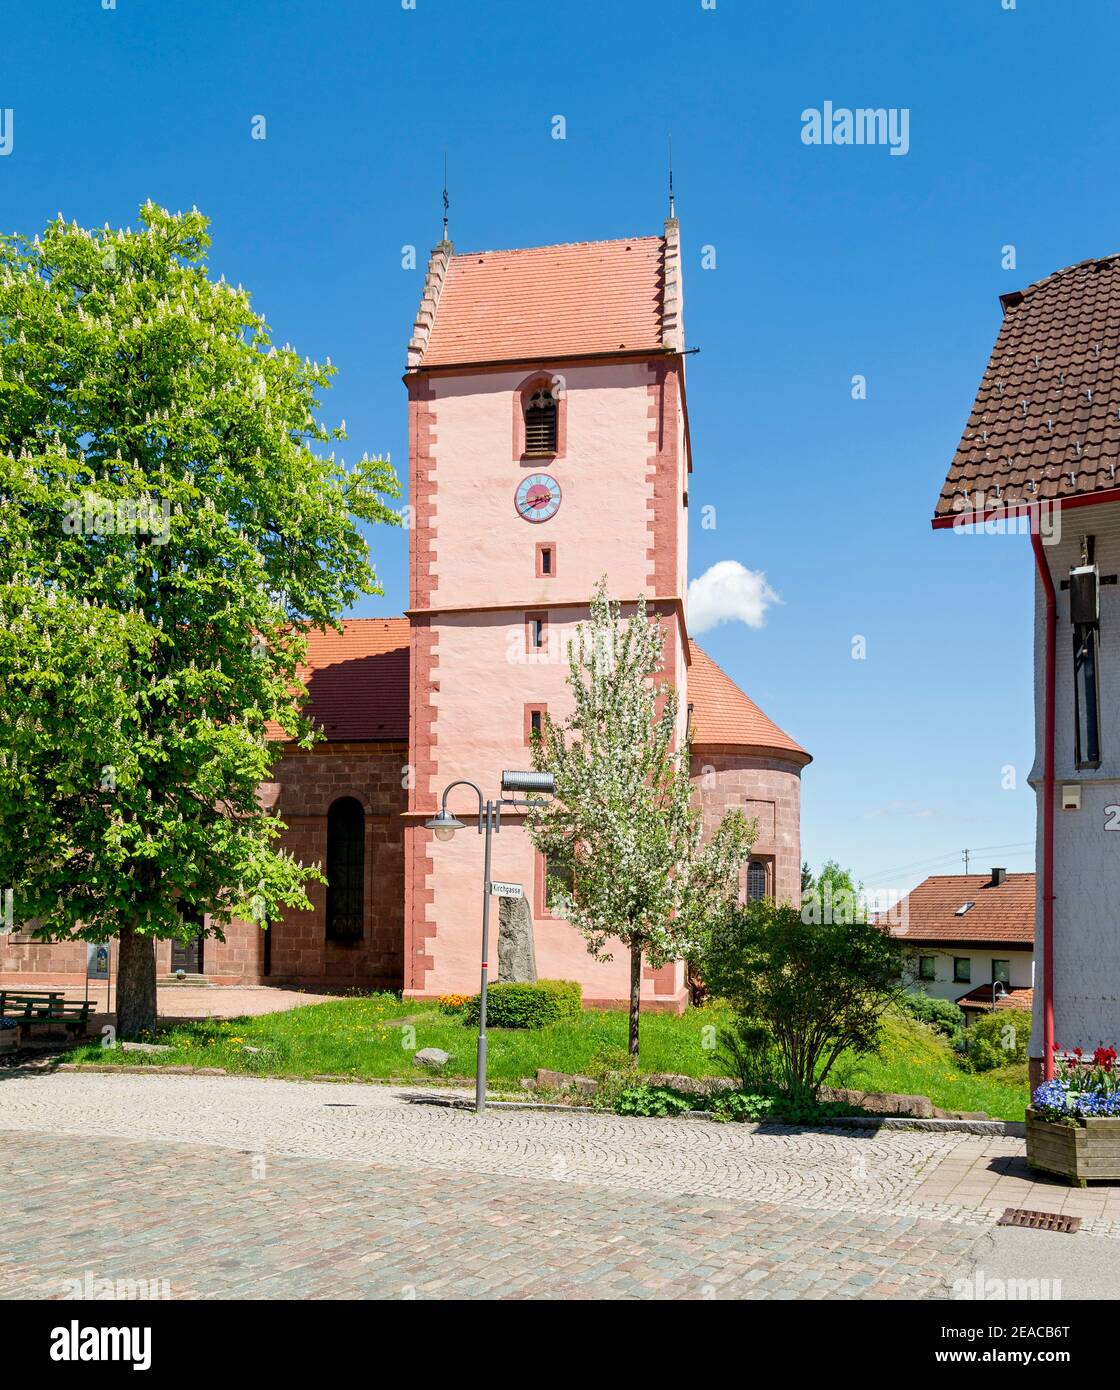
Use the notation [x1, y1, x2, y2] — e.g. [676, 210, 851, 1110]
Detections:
[999, 1207, 1081, 1233]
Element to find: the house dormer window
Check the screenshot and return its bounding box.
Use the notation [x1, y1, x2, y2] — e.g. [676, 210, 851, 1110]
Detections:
[524, 385, 558, 455]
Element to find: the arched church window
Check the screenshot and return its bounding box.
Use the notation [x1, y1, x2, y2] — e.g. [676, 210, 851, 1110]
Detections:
[326, 797, 365, 942]
[524, 384, 558, 455]
[746, 859, 768, 903]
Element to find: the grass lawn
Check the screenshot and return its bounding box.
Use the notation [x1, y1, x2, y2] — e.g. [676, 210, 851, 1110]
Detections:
[829, 1009, 1028, 1122]
[65, 993, 1030, 1120]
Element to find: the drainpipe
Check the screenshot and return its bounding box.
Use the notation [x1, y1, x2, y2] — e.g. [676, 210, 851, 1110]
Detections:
[1030, 525, 1056, 1081]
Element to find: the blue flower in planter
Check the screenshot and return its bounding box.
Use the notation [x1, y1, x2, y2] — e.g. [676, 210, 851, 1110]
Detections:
[1032, 1079, 1071, 1118]
[1072, 1087, 1120, 1117]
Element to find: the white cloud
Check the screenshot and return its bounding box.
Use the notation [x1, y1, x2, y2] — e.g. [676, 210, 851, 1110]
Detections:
[687, 560, 779, 634]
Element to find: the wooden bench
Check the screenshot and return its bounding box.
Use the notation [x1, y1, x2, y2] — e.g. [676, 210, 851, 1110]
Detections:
[0, 990, 92, 1040]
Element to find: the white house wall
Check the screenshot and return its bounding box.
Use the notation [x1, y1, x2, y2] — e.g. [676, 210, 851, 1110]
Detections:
[909, 949, 1034, 1004]
[1030, 499, 1120, 1053]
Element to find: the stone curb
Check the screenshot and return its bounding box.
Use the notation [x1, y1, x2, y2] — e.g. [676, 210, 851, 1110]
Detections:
[51, 1065, 1026, 1135]
[810, 1115, 1024, 1137]
[403, 1093, 1025, 1135]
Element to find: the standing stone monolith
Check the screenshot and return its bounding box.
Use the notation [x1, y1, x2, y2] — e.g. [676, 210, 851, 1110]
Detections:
[497, 894, 538, 983]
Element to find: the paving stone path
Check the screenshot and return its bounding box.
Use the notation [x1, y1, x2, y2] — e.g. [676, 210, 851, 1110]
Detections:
[0, 1070, 1112, 1299]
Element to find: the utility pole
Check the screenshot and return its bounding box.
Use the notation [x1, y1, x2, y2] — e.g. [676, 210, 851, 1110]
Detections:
[962, 848, 970, 874]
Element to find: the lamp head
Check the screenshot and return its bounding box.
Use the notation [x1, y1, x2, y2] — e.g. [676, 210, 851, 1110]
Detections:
[425, 808, 465, 841]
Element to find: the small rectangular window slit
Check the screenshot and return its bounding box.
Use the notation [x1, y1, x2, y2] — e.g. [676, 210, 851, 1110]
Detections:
[525, 612, 548, 653]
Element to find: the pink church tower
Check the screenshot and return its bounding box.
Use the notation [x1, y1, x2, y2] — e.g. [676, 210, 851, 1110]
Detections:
[402, 218, 808, 1010]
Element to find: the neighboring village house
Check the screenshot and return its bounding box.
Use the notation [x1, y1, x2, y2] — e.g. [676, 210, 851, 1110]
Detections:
[933, 256, 1120, 1080]
[1, 218, 811, 1007]
[886, 869, 1035, 1019]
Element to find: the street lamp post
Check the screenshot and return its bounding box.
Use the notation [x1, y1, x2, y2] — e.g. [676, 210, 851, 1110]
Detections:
[425, 770, 555, 1113]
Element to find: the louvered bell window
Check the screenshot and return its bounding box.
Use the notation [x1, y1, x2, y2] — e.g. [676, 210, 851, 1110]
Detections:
[524, 387, 558, 455]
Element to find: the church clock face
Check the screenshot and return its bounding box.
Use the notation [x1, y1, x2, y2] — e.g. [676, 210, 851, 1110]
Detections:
[515, 472, 562, 523]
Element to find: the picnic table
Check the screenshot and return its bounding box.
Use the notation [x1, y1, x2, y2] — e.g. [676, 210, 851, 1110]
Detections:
[0, 989, 92, 1041]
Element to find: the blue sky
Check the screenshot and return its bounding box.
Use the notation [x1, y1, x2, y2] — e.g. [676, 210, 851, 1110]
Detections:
[4, 0, 1113, 899]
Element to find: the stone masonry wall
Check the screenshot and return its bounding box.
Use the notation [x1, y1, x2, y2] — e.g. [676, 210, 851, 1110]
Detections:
[689, 748, 804, 907]
[0, 741, 407, 990]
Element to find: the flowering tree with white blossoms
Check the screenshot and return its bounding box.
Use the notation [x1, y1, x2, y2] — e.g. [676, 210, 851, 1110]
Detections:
[527, 586, 755, 1058]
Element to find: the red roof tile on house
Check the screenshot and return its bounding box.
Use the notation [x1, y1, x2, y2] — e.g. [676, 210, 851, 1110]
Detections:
[268, 618, 409, 743]
[885, 872, 1035, 947]
[688, 642, 810, 763]
[935, 255, 1120, 519]
[957, 983, 1034, 1012]
[420, 237, 667, 368]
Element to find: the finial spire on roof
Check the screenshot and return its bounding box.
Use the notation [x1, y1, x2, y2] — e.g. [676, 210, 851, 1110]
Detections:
[442, 152, 449, 243]
[668, 135, 675, 220]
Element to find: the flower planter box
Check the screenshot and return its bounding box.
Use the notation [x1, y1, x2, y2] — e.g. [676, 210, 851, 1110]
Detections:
[1026, 1109, 1120, 1187]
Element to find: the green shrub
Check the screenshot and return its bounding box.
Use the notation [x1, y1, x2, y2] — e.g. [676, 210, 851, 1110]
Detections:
[715, 1017, 775, 1090]
[461, 979, 582, 1030]
[700, 899, 904, 1096]
[705, 1085, 868, 1125]
[613, 1085, 692, 1118]
[897, 993, 965, 1043]
[706, 1090, 775, 1123]
[963, 1008, 1029, 1072]
[583, 1047, 640, 1110]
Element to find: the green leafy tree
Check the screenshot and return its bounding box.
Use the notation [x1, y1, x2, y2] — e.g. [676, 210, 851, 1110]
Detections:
[800, 860, 814, 899]
[702, 899, 906, 1097]
[0, 204, 399, 1036]
[527, 587, 755, 1058]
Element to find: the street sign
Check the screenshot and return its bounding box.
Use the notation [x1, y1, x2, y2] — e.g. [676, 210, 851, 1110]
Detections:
[489, 881, 524, 899]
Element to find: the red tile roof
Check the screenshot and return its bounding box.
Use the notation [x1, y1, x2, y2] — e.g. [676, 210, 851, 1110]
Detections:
[687, 642, 810, 763]
[935, 256, 1120, 519]
[269, 624, 801, 757]
[268, 619, 409, 743]
[885, 873, 1035, 947]
[420, 237, 667, 367]
[957, 983, 1034, 1012]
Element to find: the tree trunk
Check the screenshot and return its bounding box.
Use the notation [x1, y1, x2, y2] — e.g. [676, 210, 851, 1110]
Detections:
[628, 940, 642, 1059]
[116, 923, 157, 1039]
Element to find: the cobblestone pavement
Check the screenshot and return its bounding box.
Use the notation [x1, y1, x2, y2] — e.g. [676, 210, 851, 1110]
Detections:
[0, 1071, 1110, 1299]
[0, 1130, 980, 1300]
